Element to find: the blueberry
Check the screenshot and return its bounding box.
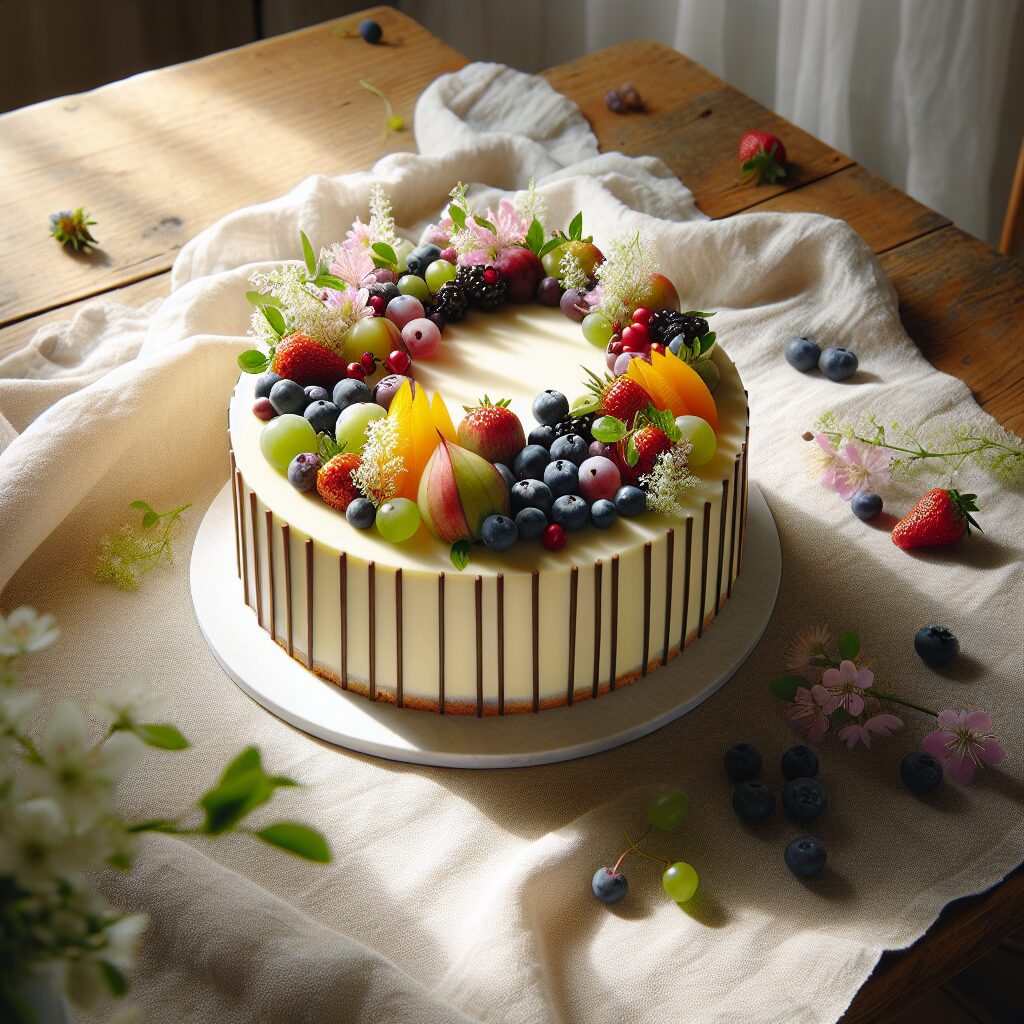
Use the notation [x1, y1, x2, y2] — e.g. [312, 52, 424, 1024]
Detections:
[494, 463, 516, 492]
[724, 743, 762, 781]
[819, 346, 858, 381]
[345, 497, 376, 529]
[514, 507, 548, 541]
[303, 385, 330, 404]
[781, 745, 819, 781]
[269, 379, 307, 415]
[332, 378, 373, 412]
[528, 424, 556, 450]
[359, 18, 383, 44]
[532, 390, 570, 427]
[481, 514, 518, 552]
[592, 867, 628, 904]
[255, 371, 282, 400]
[543, 460, 579, 499]
[732, 780, 775, 823]
[405, 243, 442, 277]
[914, 625, 959, 666]
[851, 491, 883, 521]
[368, 281, 400, 305]
[551, 494, 589, 532]
[783, 777, 827, 823]
[785, 337, 822, 372]
[513, 445, 550, 481]
[614, 485, 646, 517]
[549, 434, 589, 466]
[511, 479, 553, 515]
[287, 452, 320, 492]
[590, 499, 617, 529]
[900, 751, 943, 794]
[303, 400, 340, 436]
[784, 836, 827, 879]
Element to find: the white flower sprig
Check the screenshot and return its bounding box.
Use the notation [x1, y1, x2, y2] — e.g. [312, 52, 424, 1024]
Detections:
[368, 183, 397, 246]
[640, 443, 698, 516]
[352, 416, 406, 505]
[595, 231, 658, 323]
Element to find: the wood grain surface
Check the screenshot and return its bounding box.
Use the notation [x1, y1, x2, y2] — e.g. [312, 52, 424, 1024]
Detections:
[0, 11, 1021, 1020]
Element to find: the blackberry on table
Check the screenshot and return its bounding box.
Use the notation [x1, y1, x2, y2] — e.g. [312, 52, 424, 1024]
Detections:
[553, 413, 595, 445]
[456, 264, 507, 312]
[429, 281, 468, 322]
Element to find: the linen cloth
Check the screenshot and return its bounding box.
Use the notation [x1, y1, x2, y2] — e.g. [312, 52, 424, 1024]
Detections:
[1, 63, 1022, 1024]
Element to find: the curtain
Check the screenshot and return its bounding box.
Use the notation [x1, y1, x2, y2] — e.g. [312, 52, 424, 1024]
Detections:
[400, 0, 1024, 247]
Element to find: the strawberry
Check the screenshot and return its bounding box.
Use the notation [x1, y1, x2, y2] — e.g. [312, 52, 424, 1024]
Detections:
[739, 130, 787, 185]
[457, 396, 526, 465]
[270, 332, 348, 389]
[891, 489, 982, 550]
[584, 368, 651, 424]
[316, 453, 362, 512]
[619, 426, 673, 483]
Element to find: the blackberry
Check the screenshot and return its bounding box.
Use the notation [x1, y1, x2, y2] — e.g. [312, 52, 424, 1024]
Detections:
[650, 310, 693, 345]
[429, 281, 468, 323]
[552, 413, 595, 445]
[456, 264, 507, 312]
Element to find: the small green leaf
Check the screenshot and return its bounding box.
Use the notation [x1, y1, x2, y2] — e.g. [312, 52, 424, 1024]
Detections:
[699, 331, 717, 354]
[300, 231, 317, 276]
[264, 306, 286, 337]
[474, 215, 497, 235]
[371, 241, 397, 266]
[246, 290, 283, 307]
[682, 310, 716, 318]
[568, 211, 583, 239]
[126, 819, 181, 833]
[199, 747, 298, 834]
[450, 540, 471, 571]
[643, 403, 682, 442]
[99, 961, 129, 998]
[256, 822, 331, 863]
[526, 218, 544, 254]
[312, 273, 347, 291]
[134, 723, 190, 750]
[838, 631, 860, 660]
[448, 204, 467, 230]
[108, 851, 135, 871]
[626, 433, 639, 467]
[537, 238, 563, 259]
[129, 500, 153, 513]
[829, 708, 855, 726]
[141, 510, 159, 529]
[237, 349, 271, 373]
[221, 746, 261, 783]
[769, 675, 805, 701]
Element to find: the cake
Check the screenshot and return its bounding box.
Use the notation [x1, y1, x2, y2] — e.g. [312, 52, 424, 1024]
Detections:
[227, 185, 749, 714]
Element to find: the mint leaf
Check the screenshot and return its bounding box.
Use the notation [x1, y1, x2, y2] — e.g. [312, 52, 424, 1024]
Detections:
[448, 204, 467, 230]
[626, 433, 639, 467]
[644, 404, 682, 442]
[141, 511, 158, 529]
[537, 238, 562, 259]
[839, 631, 860, 660]
[133, 723, 190, 750]
[769, 675, 805, 701]
[474, 215, 496, 235]
[371, 241, 397, 267]
[526, 218, 544, 254]
[568, 211, 583, 240]
[264, 306, 286, 338]
[99, 961, 128, 998]
[256, 822, 331, 863]
[237, 349, 271, 373]
[699, 331, 717, 354]
[682, 310, 716, 318]
[300, 231, 317, 276]
[129, 500, 154, 513]
[312, 273, 347, 291]
[450, 540, 471, 571]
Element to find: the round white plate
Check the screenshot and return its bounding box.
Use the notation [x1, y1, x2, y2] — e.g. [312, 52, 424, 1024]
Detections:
[191, 481, 781, 768]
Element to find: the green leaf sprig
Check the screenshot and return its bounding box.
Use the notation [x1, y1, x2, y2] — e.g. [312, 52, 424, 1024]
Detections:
[95, 500, 192, 591]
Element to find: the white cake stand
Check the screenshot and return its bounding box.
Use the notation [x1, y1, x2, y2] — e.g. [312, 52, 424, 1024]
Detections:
[191, 482, 781, 768]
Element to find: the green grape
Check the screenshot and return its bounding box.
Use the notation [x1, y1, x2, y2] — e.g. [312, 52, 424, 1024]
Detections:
[425, 259, 458, 295]
[570, 394, 601, 416]
[260, 414, 318, 473]
[376, 497, 421, 542]
[662, 861, 699, 903]
[646, 788, 690, 830]
[675, 415, 716, 466]
[592, 416, 628, 443]
[335, 402, 386, 454]
[392, 238, 415, 273]
[397, 274, 431, 302]
[581, 312, 614, 348]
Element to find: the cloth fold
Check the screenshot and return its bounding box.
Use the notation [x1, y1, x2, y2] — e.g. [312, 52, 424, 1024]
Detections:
[1, 63, 1021, 1024]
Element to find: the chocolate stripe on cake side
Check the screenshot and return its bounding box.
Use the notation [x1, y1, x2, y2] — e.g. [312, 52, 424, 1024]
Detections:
[715, 479, 729, 613]
[663, 528, 675, 666]
[339, 553, 348, 690]
[697, 502, 711, 639]
[237, 471, 249, 608]
[641, 542, 652, 676]
[475, 575, 483, 718]
[265, 510, 276, 643]
[395, 569, 403, 708]
[592, 559, 603, 699]
[229, 450, 241, 578]
[738, 428, 749, 574]
[249, 491, 262, 628]
[368, 561, 376, 701]
[680, 516, 693, 651]
[567, 565, 579, 705]
[532, 570, 540, 713]
[281, 523, 292, 657]
[438, 573, 446, 714]
[305, 539, 314, 669]
[610, 555, 620, 690]
[728, 454, 740, 598]
[497, 573, 505, 716]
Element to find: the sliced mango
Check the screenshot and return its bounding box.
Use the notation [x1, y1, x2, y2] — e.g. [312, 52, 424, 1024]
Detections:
[627, 357, 687, 417]
[430, 391, 458, 443]
[651, 349, 719, 431]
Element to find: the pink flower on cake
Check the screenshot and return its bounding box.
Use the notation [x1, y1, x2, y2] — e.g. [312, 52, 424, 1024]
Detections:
[787, 685, 832, 742]
[837, 713, 903, 749]
[330, 245, 375, 289]
[837, 440, 891, 497]
[324, 286, 374, 323]
[425, 216, 454, 247]
[820, 659, 872, 717]
[343, 217, 373, 252]
[455, 200, 528, 265]
[922, 710, 1005, 784]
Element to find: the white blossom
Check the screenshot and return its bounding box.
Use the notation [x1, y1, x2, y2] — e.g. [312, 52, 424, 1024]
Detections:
[0, 607, 59, 656]
[0, 797, 90, 892]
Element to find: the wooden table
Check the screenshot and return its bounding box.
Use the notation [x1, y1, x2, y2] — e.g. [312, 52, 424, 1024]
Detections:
[1, 6, 1021, 1020]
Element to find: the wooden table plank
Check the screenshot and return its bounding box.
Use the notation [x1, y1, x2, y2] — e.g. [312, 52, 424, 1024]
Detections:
[543, 42, 851, 219]
[0, 6, 466, 328]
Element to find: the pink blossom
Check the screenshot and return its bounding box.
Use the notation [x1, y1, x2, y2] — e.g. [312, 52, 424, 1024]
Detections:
[324, 286, 374, 322]
[424, 216, 454, 247]
[330, 245, 375, 289]
[456, 200, 528, 265]
[821, 659, 873, 717]
[343, 217, 373, 252]
[838, 440, 891, 497]
[807, 433, 855, 498]
[787, 685, 832, 742]
[922, 710, 1005, 785]
[837, 713, 903, 749]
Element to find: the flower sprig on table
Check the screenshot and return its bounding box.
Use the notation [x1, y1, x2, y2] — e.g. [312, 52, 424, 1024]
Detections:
[807, 412, 1024, 489]
[0, 608, 331, 1021]
[771, 626, 1005, 783]
[95, 500, 191, 591]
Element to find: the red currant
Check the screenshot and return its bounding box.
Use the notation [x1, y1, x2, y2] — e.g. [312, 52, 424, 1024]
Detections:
[385, 350, 411, 375]
[346, 363, 367, 380]
[541, 523, 567, 552]
[609, 339, 624, 355]
[483, 268, 499, 286]
[360, 351, 378, 373]
[368, 294, 385, 314]
[631, 307, 653, 326]
[621, 323, 649, 347]
[621, 339, 647, 354]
